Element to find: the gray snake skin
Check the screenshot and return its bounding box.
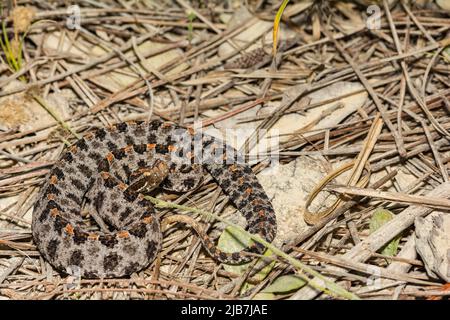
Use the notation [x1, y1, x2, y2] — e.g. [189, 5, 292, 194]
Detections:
[32, 120, 276, 278]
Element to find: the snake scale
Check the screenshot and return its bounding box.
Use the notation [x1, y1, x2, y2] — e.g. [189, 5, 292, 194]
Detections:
[32, 119, 277, 278]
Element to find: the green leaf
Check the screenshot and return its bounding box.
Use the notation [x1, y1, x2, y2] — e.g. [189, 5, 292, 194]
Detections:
[218, 226, 254, 274]
[218, 226, 276, 296]
[187, 11, 196, 42]
[252, 292, 275, 300]
[369, 208, 400, 257]
[369, 208, 394, 232]
[444, 46, 450, 59]
[262, 274, 306, 293]
[240, 249, 276, 295]
[218, 226, 254, 253]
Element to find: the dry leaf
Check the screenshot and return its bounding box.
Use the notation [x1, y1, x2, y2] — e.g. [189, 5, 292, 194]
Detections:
[11, 6, 35, 33]
[436, 0, 450, 11]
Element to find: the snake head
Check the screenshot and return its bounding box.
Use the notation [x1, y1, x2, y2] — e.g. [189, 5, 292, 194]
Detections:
[127, 159, 169, 194]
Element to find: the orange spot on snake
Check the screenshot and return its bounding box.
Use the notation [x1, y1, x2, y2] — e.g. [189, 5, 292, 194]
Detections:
[137, 194, 145, 200]
[50, 208, 59, 217]
[65, 223, 74, 235]
[258, 209, 265, 217]
[229, 164, 238, 172]
[245, 187, 253, 195]
[142, 216, 153, 224]
[124, 145, 133, 153]
[168, 145, 177, 152]
[157, 163, 165, 170]
[88, 233, 99, 241]
[46, 193, 56, 201]
[117, 231, 130, 239]
[252, 199, 263, 206]
[238, 177, 245, 185]
[50, 175, 58, 185]
[106, 152, 114, 163]
[84, 132, 94, 140]
[100, 171, 110, 179]
[118, 183, 128, 191]
[69, 145, 78, 154]
[146, 143, 156, 150]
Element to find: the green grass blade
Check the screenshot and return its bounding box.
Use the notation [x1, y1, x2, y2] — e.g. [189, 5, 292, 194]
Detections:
[273, 0, 290, 55]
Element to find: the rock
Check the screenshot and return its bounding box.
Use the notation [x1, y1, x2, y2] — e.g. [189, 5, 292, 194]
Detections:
[415, 212, 450, 282]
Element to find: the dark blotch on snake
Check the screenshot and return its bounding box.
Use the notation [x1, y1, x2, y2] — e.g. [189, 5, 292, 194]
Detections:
[69, 250, 84, 267]
[46, 239, 60, 260]
[103, 253, 121, 272]
[99, 235, 118, 249]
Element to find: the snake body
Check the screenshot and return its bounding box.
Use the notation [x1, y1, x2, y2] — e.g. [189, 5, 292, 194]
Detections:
[32, 120, 276, 278]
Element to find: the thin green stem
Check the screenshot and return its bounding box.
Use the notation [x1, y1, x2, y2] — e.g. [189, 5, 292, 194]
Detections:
[32, 95, 80, 140]
[2, 20, 19, 71]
